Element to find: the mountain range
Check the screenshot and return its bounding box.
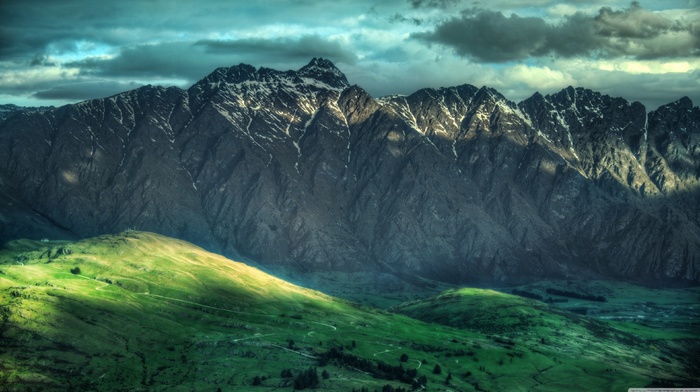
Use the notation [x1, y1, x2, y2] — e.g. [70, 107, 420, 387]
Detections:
[1, 58, 698, 286]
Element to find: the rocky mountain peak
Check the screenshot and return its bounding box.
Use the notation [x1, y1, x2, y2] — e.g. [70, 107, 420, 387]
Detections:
[668, 96, 694, 111]
[0, 59, 698, 286]
[548, 86, 602, 108]
[297, 57, 349, 89]
[202, 63, 258, 85]
[681, 96, 694, 106]
[0, 103, 54, 122]
[527, 91, 546, 104]
[649, 96, 699, 129]
[189, 58, 349, 97]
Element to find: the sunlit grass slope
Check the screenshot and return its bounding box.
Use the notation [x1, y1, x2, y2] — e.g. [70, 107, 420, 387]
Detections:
[1, 231, 697, 391]
[392, 287, 700, 390]
[0, 231, 546, 391]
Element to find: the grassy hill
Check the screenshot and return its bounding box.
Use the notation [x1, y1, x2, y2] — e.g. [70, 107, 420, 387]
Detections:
[0, 231, 697, 391]
[391, 287, 700, 390]
[509, 279, 700, 339]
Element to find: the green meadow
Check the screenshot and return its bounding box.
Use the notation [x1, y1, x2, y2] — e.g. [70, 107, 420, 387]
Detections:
[0, 231, 697, 391]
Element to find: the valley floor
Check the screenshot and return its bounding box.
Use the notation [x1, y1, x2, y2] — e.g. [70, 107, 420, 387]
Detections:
[1, 232, 698, 391]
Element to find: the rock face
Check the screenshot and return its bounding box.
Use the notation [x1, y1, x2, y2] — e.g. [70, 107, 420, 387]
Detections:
[1, 58, 698, 285]
[0, 104, 53, 121]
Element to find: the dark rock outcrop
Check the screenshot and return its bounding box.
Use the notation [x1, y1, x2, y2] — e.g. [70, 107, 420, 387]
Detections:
[1, 58, 698, 285]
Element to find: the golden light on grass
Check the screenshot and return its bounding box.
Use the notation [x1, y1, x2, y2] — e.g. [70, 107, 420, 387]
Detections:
[0, 231, 696, 390]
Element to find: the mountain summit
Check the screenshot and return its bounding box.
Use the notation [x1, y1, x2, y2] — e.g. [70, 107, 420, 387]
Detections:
[0, 60, 698, 285]
[195, 58, 348, 90]
[297, 57, 350, 89]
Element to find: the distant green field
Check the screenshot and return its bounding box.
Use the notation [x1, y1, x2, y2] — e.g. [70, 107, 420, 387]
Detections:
[509, 280, 700, 338]
[1, 231, 697, 391]
[392, 286, 700, 390]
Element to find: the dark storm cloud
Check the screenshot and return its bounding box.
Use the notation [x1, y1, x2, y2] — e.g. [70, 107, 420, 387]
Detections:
[196, 36, 358, 65]
[67, 42, 214, 80]
[28, 54, 56, 67]
[413, 3, 700, 62]
[1, 0, 698, 110]
[32, 80, 141, 101]
[0, 0, 370, 104]
[414, 8, 554, 62]
[596, 2, 678, 39]
[410, 0, 462, 9]
[66, 35, 357, 83]
[593, 2, 700, 59]
[0, 0, 384, 61]
[0, 1, 144, 60]
[389, 13, 423, 25]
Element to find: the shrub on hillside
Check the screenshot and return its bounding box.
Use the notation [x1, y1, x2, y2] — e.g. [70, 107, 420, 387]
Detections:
[293, 367, 319, 390]
[433, 364, 442, 374]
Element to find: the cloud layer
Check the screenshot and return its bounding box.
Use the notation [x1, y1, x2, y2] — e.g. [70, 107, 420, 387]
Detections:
[413, 2, 700, 62]
[0, 0, 698, 111]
